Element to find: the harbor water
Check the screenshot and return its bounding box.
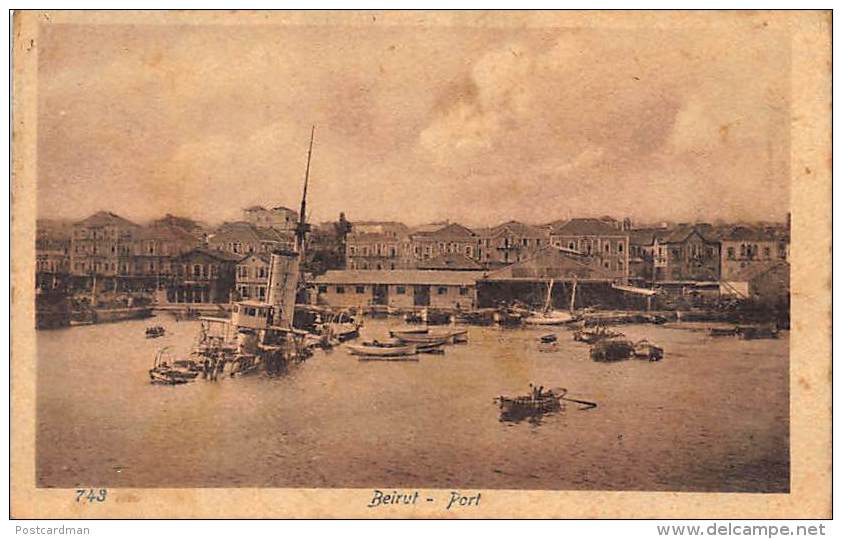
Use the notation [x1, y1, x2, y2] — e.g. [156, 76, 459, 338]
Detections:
[36, 316, 789, 492]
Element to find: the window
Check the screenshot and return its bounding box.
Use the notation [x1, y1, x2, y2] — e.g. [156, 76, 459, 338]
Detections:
[246, 307, 256, 316]
[318, 285, 327, 293]
[763, 247, 771, 258]
[193, 264, 202, 277]
[355, 286, 365, 294]
[727, 247, 735, 260]
[618, 242, 623, 253]
[437, 287, 447, 295]
[605, 242, 611, 252]
[349, 246, 356, 255]
[522, 238, 528, 246]
[336, 286, 345, 294]
[568, 241, 575, 250]
[459, 287, 469, 296]
[396, 286, 406, 294]
[258, 287, 266, 300]
[603, 261, 610, 269]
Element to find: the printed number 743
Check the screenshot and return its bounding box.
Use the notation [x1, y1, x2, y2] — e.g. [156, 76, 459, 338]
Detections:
[75, 489, 107, 502]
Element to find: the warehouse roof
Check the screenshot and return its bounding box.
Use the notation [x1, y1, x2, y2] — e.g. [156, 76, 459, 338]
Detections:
[313, 270, 486, 286]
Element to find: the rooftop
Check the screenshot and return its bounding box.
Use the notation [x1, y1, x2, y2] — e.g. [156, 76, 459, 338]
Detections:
[74, 211, 138, 229]
[550, 218, 625, 237]
[416, 253, 484, 271]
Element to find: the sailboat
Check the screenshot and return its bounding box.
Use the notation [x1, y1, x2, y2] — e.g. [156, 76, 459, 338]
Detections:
[523, 278, 575, 325]
[189, 126, 319, 375]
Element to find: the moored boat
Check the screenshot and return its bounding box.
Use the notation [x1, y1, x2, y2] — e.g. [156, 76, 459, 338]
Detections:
[573, 326, 624, 344]
[146, 325, 166, 338]
[346, 343, 417, 357]
[149, 347, 199, 385]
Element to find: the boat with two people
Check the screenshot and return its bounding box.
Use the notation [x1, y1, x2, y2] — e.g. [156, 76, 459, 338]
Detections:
[494, 384, 597, 422]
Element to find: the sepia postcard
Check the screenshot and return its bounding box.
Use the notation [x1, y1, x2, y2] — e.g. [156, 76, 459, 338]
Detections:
[10, 10, 831, 519]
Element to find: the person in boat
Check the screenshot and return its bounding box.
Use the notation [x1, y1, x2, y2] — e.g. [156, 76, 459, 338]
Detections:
[201, 357, 210, 379]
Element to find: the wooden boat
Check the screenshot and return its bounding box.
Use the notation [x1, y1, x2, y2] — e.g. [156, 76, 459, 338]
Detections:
[145, 325, 166, 338]
[346, 343, 417, 357]
[495, 387, 564, 421]
[362, 338, 445, 354]
[573, 326, 624, 344]
[633, 340, 664, 361]
[391, 332, 450, 344]
[540, 333, 558, 344]
[590, 339, 635, 362]
[149, 347, 199, 385]
[388, 326, 429, 336]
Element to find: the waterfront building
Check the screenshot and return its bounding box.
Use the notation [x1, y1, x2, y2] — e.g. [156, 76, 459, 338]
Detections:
[313, 269, 485, 309]
[548, 218, 630, 281]
[719, 225, 789, 281]
[163, 248, 241, 304]
[235, 253, 271, 301]
[628, 227, 671, 284]
[242, 205, 299, 231]
[473, 221, 550, 268]
[127, 223, 203, 291]
[651, 225, 721, 283]
[345, 221, 413, 270]
[69, 211, 139, 291]
[35, 219, 72, 291]
[719, 260, 790, 309]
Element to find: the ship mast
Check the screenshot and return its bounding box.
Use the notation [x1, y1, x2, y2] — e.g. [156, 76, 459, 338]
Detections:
[296, 125, 315, 254]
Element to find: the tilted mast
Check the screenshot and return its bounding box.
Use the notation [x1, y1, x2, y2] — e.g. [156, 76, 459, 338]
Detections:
[265, 126, 315, 329]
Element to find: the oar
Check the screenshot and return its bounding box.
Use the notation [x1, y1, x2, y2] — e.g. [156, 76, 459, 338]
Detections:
[561, 396, 598, 410]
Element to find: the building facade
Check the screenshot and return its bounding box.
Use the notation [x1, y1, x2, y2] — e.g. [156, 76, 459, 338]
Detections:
[313, 270, 484, 310]
[346, 221, 413, 270]
[719, 226, 789, 281]
[235, 253, 270, 301]
[409, 222, 477, 264]
[70, 211, 139, 290]
[474, 221, 550, 268]
[208, 221, 295, 256]
[652, 226, 721, 282]
[127, 223, 203, 290]
[549, 218, 629, 281]
[164, 248, 240, 304]
[242, 205, 299, 230]
[35, 219, 71, 290]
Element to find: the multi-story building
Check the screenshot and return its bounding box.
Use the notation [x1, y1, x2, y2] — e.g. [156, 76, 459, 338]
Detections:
[548, 218, 629, 281]
[208, 221, 295, 256]
[409, 222, 477, 264]
[242, 205, 299, 231]
[235, 253, 271, 301]
[127, 223, 203, 291]
[70, 211, 139, 290]
[346, 221, 413, 270]
[35, 219, 72, 290]
[651, 225, 721, 282]
[474, 221, 550, 268]
[719, 225, 789, 280]
[628, 227, 671, 283]
[164, 248, 240, 304]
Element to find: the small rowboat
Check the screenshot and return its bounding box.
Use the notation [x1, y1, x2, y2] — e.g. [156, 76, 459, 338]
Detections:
[388, 326, 429, 336]
[362, 338, 445, 354]
[590, 339, 636, 362]
[346, 343, 417, 357]
[392, 330, 466, 344]
[495, 388, 565, 421]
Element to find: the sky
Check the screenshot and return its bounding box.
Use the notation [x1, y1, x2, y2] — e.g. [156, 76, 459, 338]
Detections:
[36, 18, 791, 227]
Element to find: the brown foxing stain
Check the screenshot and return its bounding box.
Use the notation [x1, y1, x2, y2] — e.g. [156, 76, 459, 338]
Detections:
[805, 166, 812, 175]
[798, 376, 811, 391]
